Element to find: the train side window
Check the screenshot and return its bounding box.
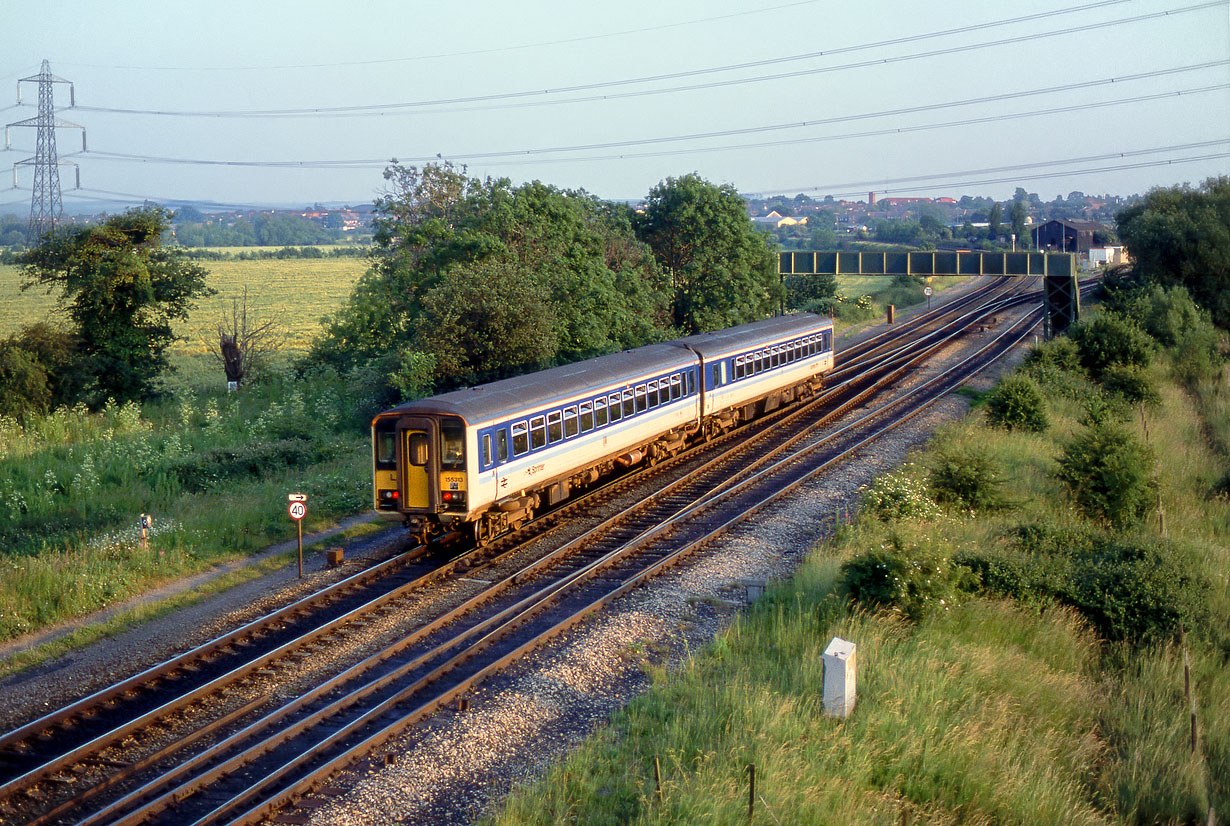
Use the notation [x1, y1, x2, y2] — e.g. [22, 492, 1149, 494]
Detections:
[481, 434, 492, 467]
[671, 374, 682, 399]
[824, 330, 832, 351]
[596, 397, 609, 426]
[711, 364, 721, 388]
[579, 402, 593, 432]
[687, 370, 695, 396]
[512, 422, 529, 456]
[408, 432, 429, 466]
[530, 416, 547, 450]
[547, 411, 563, 443]
[610, 393, 623, 421]
[773, 347, 781, 368]
[647, 381, 659, 408]
[498, 429, 509, 462]
[734, 356, 744, 380]
[623, 389, 636, 417]
[564, 406, 579, 438]
[635, 384, 648, 413]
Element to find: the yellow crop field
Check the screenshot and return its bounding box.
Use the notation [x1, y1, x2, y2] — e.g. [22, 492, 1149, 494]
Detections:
[0, 257, 369, 352]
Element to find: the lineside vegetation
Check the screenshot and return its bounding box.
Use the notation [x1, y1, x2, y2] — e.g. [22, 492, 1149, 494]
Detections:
[486, 274, 1228, 823]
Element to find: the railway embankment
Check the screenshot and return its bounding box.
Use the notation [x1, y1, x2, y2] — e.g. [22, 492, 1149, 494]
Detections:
[480, 298, 1228, 825]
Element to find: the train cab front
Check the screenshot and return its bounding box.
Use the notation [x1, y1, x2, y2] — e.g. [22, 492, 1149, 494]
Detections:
[372, 412, 470, 540]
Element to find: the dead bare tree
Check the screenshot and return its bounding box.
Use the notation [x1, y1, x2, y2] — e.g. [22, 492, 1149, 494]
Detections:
[204, 286, 285, 389]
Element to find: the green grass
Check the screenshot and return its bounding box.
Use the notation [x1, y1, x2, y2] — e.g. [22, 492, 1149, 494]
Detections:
[0, 369, 374, 644]
[0, 257, 369, 352]
[832, 274, 969, 333]
[0, 550, 290, 677]
[485, 322, 1229, 825]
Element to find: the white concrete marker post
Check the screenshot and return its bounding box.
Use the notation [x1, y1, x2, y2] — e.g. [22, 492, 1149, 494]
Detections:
[823, 637, 857, 718]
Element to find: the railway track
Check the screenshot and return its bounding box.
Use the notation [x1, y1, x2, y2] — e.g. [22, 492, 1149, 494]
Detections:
[0, 275, 1060, 826]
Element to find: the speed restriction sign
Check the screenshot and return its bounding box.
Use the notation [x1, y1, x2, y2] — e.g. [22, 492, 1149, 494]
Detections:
[923, 286, 933, 296]
[289, 501, 307, 520]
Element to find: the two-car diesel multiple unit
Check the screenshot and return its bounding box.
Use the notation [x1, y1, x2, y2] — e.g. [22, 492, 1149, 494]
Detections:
[371, 313, 835, 544]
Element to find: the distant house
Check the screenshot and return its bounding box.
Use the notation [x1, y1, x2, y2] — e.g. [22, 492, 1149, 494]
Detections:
[1031, 219, 1110, 254]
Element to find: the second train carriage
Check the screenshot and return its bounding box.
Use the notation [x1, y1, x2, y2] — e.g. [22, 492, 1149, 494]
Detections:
[372, 313, 835, 544]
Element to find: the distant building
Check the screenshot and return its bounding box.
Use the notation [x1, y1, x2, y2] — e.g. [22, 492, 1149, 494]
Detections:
[1089, 246, 1130, 267]
[1031, 219, 1109, 254]
[751, 210, 807, 228]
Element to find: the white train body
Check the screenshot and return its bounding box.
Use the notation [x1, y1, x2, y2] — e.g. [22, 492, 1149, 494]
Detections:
[372, 314, 834, 543]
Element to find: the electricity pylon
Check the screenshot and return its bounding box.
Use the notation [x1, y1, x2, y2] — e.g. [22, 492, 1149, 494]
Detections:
[5, 60, 85, 238]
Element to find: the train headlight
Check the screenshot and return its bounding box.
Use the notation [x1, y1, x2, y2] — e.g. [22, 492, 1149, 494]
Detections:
[377, 489, 398, 509]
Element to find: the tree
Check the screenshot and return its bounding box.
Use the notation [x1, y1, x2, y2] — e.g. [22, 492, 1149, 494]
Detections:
[1010, 201, 1029, 248]
[918, 213, 944, 237]
[311, 161, 670, 391]
[416, 257, 558, 383]
[633, 173, 780, 334]
[205, 286, 284, 388]
[19, 206, 213, 403]
[1115, 176, 1230, 328]
[986, 203, 1003, 241]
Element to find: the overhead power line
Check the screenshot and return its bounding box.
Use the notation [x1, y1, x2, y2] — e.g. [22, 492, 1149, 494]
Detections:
[52, 147, 1230, 209]
[55, 0, 828, 71]
[69, 0, 1223, 118]
[811, 152, 1230, 199]
[768, 139, 1230, 195]
[489, 83, 1230, 167]
[76, 66, 1229, 168]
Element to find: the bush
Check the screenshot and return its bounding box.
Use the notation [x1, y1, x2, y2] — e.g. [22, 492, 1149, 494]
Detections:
[1099, 364, 1161, 406]
[984, 373, 1049, 432]
[839, 533, 969, 621]
[1068, 312, 1155, 378]
[1022, 336, 1082, 373]
[958, 525, 1208, 642]
[1067, 536, 1207, 642]
[858, 465, 941, 521]
[928, 448, 1005, 514]
[1055, 423, 1157, 529]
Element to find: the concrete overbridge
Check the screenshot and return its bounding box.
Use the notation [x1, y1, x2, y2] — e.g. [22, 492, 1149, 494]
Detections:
[778, 250, 1080, 334]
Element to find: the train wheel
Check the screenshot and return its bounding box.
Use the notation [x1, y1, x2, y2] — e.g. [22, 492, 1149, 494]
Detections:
[475, 516, 496, 547]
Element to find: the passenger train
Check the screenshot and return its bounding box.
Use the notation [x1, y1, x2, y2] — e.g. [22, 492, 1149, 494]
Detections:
[371, 313, 835, 545]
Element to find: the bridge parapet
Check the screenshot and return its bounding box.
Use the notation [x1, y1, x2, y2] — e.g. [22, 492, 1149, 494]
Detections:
[777, 250, 1074, 278]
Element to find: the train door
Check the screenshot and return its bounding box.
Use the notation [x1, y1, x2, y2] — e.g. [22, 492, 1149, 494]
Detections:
[401, 427, 432, 510]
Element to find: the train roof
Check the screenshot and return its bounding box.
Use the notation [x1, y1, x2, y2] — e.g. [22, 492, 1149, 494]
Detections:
[382, 342, 695, 426]
[670, 312, 832, 359]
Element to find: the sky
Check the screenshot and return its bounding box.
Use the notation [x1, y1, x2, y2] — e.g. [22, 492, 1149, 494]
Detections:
[0, 0, 1227, 213]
